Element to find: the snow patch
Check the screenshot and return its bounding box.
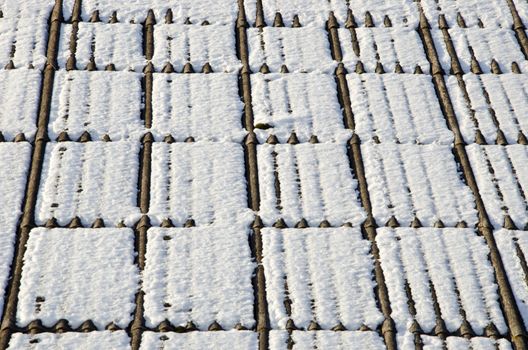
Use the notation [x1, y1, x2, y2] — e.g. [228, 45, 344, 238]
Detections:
[268, 330, 386, 349]
[420, 335, 513, 350]
[0, 17, 48, 70]
[140, 331, 258, 350]
[8, 331, 131, 350]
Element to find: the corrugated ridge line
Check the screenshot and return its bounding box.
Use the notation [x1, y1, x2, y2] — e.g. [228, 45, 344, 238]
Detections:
[0, 0, 64, 348]
[326, 12, 397, 350]
[237, 1, 270, 349]
[416, 4, 528, 349]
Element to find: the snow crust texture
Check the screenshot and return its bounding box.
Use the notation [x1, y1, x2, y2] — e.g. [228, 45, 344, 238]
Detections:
[419, 335, 513, 350]
[143, 227, 255, 329]
[36, 142, 141, 227]
[362, 144, 478, 227]
[262, 227, 383, 330]
[50, 71, 144, 141]
[377, 227, 506, 335]
[251, 73, 350, 143]
[257, 143, 366, 227]
[151, 73, 245, 142]
[269, 330, 386, 349]
[140, 331, 258, 350]
[8, 331, 131, 350]
[17, 228, 139, 329]
[466, 145, 528, 229]
[347, 74, 452, 144]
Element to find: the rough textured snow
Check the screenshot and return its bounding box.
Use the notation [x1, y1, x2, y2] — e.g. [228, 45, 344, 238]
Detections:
[495, 229, 528, 329]
[447, 74, 528, 144]
[143, 227, 255, 329]
[432, 28, 528, 74]
[466, 145, 528, 229]
[262, 227, 383, 330]
[151, 73, 245, 142]
[17, 228, 139, 329]
[50, 71, 143, 141]
[140, 331, 258, 350]
[251, 73, 350, 143]
[257, 143, 366, 227]
[8, 331, 131, 350]
[342, 0, 419, 28]
[421, 0, 513, 28]
[362, 144, 478, 227]
[0, 143, 31, 320]
[36, 142, 141, 227]
[63, 0, 238, 24]
[247, 28, 335, 73]
[149, 142, 253, 227]
[58, 23, 145, 71]
[339, 28, 429, 74]
[0, 69, 40, 141]
[347, 74, 452, 144]
[420, 335, 513, 350]
[0, 17, 48, 70]
[152, 24, 240, 73]
[0, 1, 55, 20]
[269, 331, 386, 349]
[377, 227, 506, 335]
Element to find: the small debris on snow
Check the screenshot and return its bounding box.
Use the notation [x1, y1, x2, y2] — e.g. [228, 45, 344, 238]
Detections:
[8, 331, 131, 350]
[269, 330, 386, 349]
[140, 331, 258, 350]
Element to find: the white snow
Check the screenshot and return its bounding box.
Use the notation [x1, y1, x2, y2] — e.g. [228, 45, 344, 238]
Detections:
[362, 144, 478, 227]
[35, 141, 141, 227]
[376, 227, 506, 335]
[143, 226, 255, 329]
[0, 1, 55, 20]
[268, 330, 386, 349]
[50, 71, 144, 141]
[0, 69, 40, 141]
[8, 331, 131, 350]
[17, 228, 139, 329]
[432, 28, 528, 74]
[495, 229, 528, 328]
[149, 142, 253, 227]
[0, 17, 48, 70]
[251, 73, 350, 143]
[447, 74, 528, 144]
[343, 0, 419, 28]
[0, 143, 31, 319]
[339, 28, 430, 74]
[257, 143, 366, 227]
[347, 74, 452, 144]
[140, 331, 258, 350]
[152, 24, 240, 73]
[262, 227, 383, 330]
[420, 335, 513, 350]
[466, 145, 528, 229]
[421, 0, 513, 28]
[151, 73, 245, 142]
[63, 0, 238, 25]
[513, 1, 528, 27]
[247, 28, 336, 73]
[58, 23, 145, 71]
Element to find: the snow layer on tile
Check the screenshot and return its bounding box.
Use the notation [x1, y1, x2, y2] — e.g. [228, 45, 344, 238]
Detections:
[262, 227, 383, 330]
[268, 331, 386, 349]
[420, 335, 513, 350]
[144, 227, 255, 329]
[247, 28, 335, 73]
[257, 143, 366, 227]
[50, 71, 143, 141]
[339, 28, 429, 74]
[36, 141, 141, 227]
[421, 0, 513, 28]
[151, 73, 245, 142]
[0, 1, 55, 20]
[514, 0, 528, 27]
[376, 227, 506, 335]
[0, 143, 31, 319]
[432, 28, 528, 74]
[17, 228, 139, 329]
[149, 142, 253, 227]
[0, 17, 48, 70]
[63, 0, 238, 24]
[466, 145, 528, 229]
[58, 23, 145, 71]
[0, 69, 40, 140]
[362, 144, 477, 227]
[343, 0, 419, 28]
[152, 24, 240, 73]
[8, 331, 131, 350]
[447, 74, 528, 144]
[495, 229, 528, 328]
[251, 73, 350, 143]
[347, 74, 452, 144]
[140, 331, 258, 350]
